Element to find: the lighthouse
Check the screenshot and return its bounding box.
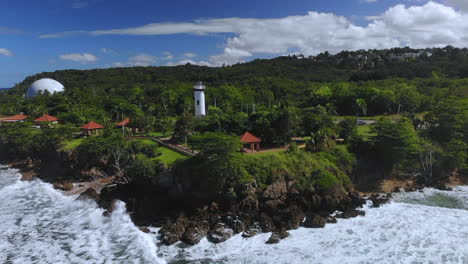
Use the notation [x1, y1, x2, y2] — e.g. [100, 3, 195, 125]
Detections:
[193, 81, 206, 116]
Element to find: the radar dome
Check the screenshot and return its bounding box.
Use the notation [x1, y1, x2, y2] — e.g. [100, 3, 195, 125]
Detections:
[26, 78, 64, 98]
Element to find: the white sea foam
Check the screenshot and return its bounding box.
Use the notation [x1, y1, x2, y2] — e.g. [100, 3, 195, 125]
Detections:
[0, 168, 166, 264]
[2, 167, 468, 264]
[156, 187, 468, 264]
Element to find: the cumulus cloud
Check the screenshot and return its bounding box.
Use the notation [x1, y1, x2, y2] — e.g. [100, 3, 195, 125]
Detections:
[183, 52, 197, 58]
[59, 53, 97, 62]
[0, 48, 13, 56]
[446, 0, 468, 12]
[161, 51, 173, 60]
[44, 1, 468, 66]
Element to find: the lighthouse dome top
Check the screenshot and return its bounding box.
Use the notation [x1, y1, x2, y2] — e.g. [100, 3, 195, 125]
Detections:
[194, 81, 206, 90]
[26, 78, 64, 98]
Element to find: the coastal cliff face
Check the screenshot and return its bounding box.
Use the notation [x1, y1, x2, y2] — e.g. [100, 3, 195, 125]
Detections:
[99, 177, 366, 245]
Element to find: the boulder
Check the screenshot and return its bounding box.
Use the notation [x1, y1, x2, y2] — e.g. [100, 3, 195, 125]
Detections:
[181, 224, 210, 245]
[264, 180, 288, 200]
[77, 188, 100, 202]
[303, 213, 326, 228]
[208, 223, 235, 243]
[242, 223, 262, 238]
[54, 182, 74, 191]
[160, 214, 190, 246]
[369, 193, 391, 208]
[139, 227, 151, 233]
[265, 230, 289, 244]
[336, 209, 365, 219]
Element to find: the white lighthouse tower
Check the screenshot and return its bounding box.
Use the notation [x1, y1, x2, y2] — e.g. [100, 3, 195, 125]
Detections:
[193, 81, 206, 116]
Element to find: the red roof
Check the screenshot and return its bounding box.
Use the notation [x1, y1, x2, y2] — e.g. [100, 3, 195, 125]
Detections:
[81, 121, 104, 130]
[240, 132, 261, 143]
[116, 118, 130, 126]
[1, 114, 28, 121]
[34, 114, 58, 122]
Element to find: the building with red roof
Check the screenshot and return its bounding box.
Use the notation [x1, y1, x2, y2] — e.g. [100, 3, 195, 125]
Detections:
[0, 114, 28, 125]
[116, 118, 130, 127]
[81, 121, 105, 136]
[34, 114, 59, 127]
[240, 132, 261, 152]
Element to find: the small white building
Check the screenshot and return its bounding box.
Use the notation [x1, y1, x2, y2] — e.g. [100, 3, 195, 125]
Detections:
[193, 82, 206, 116]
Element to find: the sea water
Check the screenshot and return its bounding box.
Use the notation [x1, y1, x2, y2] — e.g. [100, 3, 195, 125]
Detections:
[1, 167, 468, 264]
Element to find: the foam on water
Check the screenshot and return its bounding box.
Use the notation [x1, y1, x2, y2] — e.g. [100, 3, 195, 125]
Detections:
[155, 187, 468, 264]
[2, 166, 468, 264]
[0, 168, 166, 264]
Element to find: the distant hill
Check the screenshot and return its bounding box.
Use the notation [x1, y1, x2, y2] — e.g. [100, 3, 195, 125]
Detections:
[9, 46, 468, 95]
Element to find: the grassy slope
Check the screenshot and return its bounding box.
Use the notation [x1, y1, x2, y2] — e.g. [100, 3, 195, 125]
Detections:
[132, 138, 187, 165]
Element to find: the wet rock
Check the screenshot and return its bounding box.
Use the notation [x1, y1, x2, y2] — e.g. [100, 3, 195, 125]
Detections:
[265, 230, 289, 244]
[181, 223, 210, 245]
[336, 209, 365, 219]
[242, 223, 262, 238]
[208, 223, 235, 243]
[160, 214, 190, 246]
[393, 187, 402, 193]
[77, 188, 100, 202]
[303, 214, 326, 228]
[102, 199, 119, 217]
[139, 227, 151, 233]
[369, 193, 391, 208]
[326, 215, 337, 224]
[54, 182, 74, 191]
[435, 184, 453, 191]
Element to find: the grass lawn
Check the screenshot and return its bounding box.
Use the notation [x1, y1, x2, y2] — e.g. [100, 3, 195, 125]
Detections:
[357, 125, 377, 140]
[132, 138, 187, 165]
[148, 131, 165, 138]
[156, 147, 188, 165]
[59, 138, 84, 151]
[248, 148, 287, 158]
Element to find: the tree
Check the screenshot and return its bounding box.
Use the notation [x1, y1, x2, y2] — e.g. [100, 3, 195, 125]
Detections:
[172, 112, 194, 144]
[355, 98, 367, 124]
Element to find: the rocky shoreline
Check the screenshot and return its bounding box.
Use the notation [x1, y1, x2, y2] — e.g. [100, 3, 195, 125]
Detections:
[5, 159, 458, 246]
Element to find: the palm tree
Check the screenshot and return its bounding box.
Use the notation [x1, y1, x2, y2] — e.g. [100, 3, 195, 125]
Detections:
[306, 128, 336, 152]
[355, 98, 367, 125]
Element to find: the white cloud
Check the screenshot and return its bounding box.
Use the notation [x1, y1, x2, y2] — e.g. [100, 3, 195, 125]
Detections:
[59, 53, 97, 63]
[446, 0, 468, 12]
[100, 48, 115, 54]
[0, 48, 12, 56]
[44, 1, 468, 66]
[161, 51, 173, 60]
[183, 52, 197, 58]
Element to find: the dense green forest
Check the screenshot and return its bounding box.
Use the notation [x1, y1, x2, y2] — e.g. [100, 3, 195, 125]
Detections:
[0, 46, 467, 194]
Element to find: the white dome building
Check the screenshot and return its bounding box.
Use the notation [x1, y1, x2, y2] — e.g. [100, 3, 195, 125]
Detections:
[26, 78, 64, 98]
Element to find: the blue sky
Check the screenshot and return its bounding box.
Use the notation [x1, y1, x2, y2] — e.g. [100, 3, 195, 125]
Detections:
[1, 0, 467, 87]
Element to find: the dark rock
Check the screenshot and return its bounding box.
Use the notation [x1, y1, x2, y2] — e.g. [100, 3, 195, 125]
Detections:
[369, 193, 391, 208]
[259, 213, 275, 232]
[242, 223, 262, 238]
[54, 182, 74, 191]
[303, 214, 326, 228]
[393, 187, 401, 193]
[139, 227, 151, 233]
[265, 230, 289, 244]
[208, 223, 235, 243]
[326, 215, 337, 224]
[160, 214, 190, 246]
[77, 188, 100, 202]
[336, 209, 365, 219]
[102, 199, 119, 217]
[435, 184, 453, 191]
[264, 180, 288, 200]
[181, 224, 210, 245]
